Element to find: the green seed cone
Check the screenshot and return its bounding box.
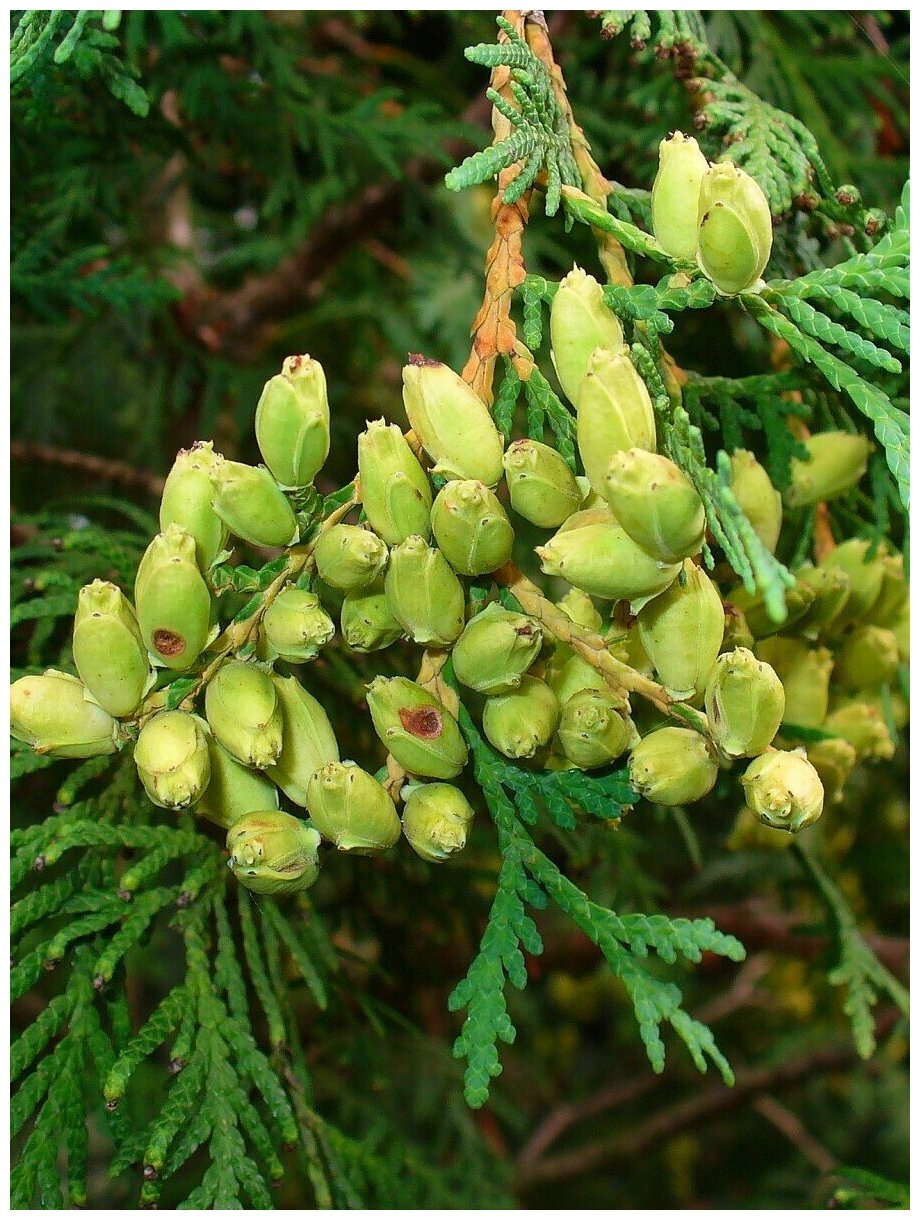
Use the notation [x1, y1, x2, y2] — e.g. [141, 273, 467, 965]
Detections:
[576, 346, 657, 495]
[603, 449, 705, 562]
[159, 441, 228, 569]
[729, 449, 782, 555]
[195, 734, 280, 830]
[261, 587, 335, 663]
[366, 676, 467, 779]
[822, 699, 896, 762]
[557, 588, 604, 633]
[306, 761, 400, 854]
[862, 552, 907, 628]
[72, 580, 152, 717]
[791, 565, 851, 639]
[549, 266, 624, 406]
[210, 458, 298, 548]
[628, 727, 718, 806]
[401, 356, 503, 486]
[384, 536, 465, 646]
[502, 438, 582, 528]
[704, 646, 785, 758]
[357, 418, 433, 544]
[637, 561, 724, 700]
[721, 604, 755, 653]
[430, 480, 514, 576]
[313, 524, 388, 593]
[255, 354, 330, 488]
[205, 660, 284, 768]
[697, 162, 773, 295]
[834, 625, 899, 691]
[741, 749, 824, 834]
[10, 669, 120, 759]
[892, 603, 909, 663]
[226, 811, 321, 895]
[537, 521, 680, 608]
[727, 579, 816, 639]
[821, 539, 886, 627]
[401, 783, 475, 862]
[784, 431, 872, 508]
[651, 131, 710, 260]
[266, 674, 340, 805]
[482, 675, 559, 760]
[134, 524, 212, 670]
[134, 710, 210, 809]
[756, 637, 833, 728]
[558, 690, 636, 769]
[452, 603, 543, 696]
[805, 737, 857, 806]
[545, 649, 609, 707]
[340, 579, 404, 652]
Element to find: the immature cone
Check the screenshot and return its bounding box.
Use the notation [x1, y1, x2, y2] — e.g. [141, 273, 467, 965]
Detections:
[557, 588, 604, 633]
[822, 700, 895, 762]
[134, 711, 210, 809]
[537, 521, 679, 608]
[226, 811, 321, 896]
[576, 346, 657, 494]
[822, 539, 885, 626]
[72, 580, 152, 717]
[834, 625, 899, 691]
[729, 450, 783, 555]
[384, 535, 465, 646]
[482, 676, 559, 760]
[340, 579, 404, 652]
[10, 670, 119, 759]
[791, 565, 851, 639]
[366, 676, 467, 779]
[721, 604, 755, 653]
[637, 561, 724, 700]
[558, 690, 636, 770]
[604, 449, 705, 562]
[205, 661, 284, 768]
[266, 674, 340, 805]
[865, 554, 908, 627]
[784, 431, 872, 508]
[697, 161, 773, 295]
[549, 266, 624, 405]
[401, 355, 504, 486]
[261, 587, 335, 663]
[452, 603, 543, 695]
[195, 736, 279, 831]
[545, 650, 609, 707]
[210, 458, 298, 548]
[741, 749, 824, 834]
[502, 439, 582, 528]
[704, 647, 785, 758]
[134, 524, 212, 671]
[358, 418, 433, 544]
[651, 131, 710, 260]
[892, 604, 909, 663]
[401, 783, 475, 862]
[430, 480, 514, 576]
[806, 737, 857, 805]
[628, 727, 718, 806]
[756, 637, 833, 728]
[313, 524, 388, 593]
[159, 441, 228, 569]
[727, 579, 815, 639]
[306, 762, 400, 854]
[255, 354, 330, 488]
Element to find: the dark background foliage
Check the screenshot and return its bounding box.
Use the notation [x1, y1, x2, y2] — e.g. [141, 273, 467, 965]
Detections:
[11, 10, 908, 1209]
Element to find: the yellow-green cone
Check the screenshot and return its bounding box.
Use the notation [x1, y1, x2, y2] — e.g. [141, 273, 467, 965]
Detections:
[729, 449, 783, 555]
[865, 553, 908, 627]
[727, 578, 815, 639]
[401, 783, 475, 862]
[651, 131, 710, 260]
[401, 356, 503, 486]
[791, 565, 852, 639]
[261, 587, 335, 663]
[557, 588, 604, 633]
[452, 603, 543, 695]
[384, 536, 465, 646]
[482, 675, 559, 760]
[537, 521, 680, 609]
[255, 354, 330, 488]
[784, 431, 872, 508]
[210, 458, 298, 548]
[558, 690, 636, 769]
[306, 761, 400, 854]
[366, 676, 467, 779]
[603, 449, 705, 562]
[430, 480, 514, 576]
[637, 561, 724, 700]
[822, 699, 896, 762]
[741, 749, 824, 834]
[195, 734, 280, 830]
[822, 539, 885, 627]
[340, 579, 404, 652]
[834, 625, 899, 691]
[805, 737, 857, 805]
[502, 439, 582, 528]
[756, 637, 833, 728]
[134, 524, 212, 671]
[697, 161, 773, 295]
[576, 346, 657, 494]
[10, 670, 120, 759]
[549, 266, 624, 405]
[628, 727, 718, 806]
[357, 418, 433, 544]
[159, 441, 228, 569]
[266, 674, 340, 805]
[204, 661, 284, 768]
[704, 646, 785, 758]
[313, 524, 388, 593]
[72, 580, 153, 717]
[545, 649, 609, 707]
[226, 811, 321, 895]
[134, 710, 210, 809]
